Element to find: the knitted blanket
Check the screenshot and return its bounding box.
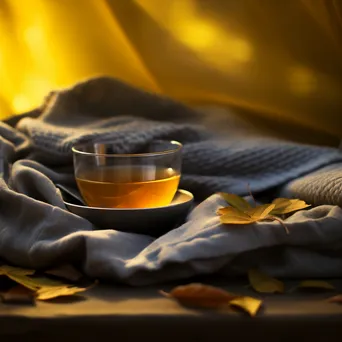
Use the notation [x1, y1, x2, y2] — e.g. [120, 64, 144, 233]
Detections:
[1, 76, 342, 285]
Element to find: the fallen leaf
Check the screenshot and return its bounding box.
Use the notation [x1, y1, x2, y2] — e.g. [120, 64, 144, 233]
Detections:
[44, 265, 83, 282]
[217, 194, 308, 235]
[270, 198, 311, 215]
[0, 265, 35, 276]
[217, 207, 233, 215]
[161, 283, 237, 308]
[327, 295, 342, 303]
[298, 280, 335, 291]
[219, 204, 275, 225]
[36, 286, 87, 301]
[245, 204, 276, 220]
[0, 264, 90, 301]
[220, 207, 257, 224]
[0, 285, 35, 305]
[229, 296, 263, 317]
[248, 269, 284, 294]
[0, 266, 40, 291]
[5, 274, 65, 291]
[219, 193, 252, 211]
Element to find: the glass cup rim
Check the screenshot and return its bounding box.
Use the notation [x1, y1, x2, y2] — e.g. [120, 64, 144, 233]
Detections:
[71, 139, 182, 158]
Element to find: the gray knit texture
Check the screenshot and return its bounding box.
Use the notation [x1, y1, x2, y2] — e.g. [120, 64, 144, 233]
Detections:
[0, 76, 340, 284]
[16, 76, 342, 202]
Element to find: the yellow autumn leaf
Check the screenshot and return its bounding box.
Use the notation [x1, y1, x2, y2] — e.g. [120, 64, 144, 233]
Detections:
[36, 286, 88, 301]
[298, 280, 335, 291]
[0, 265, 35, 276]
[248, 269, 284, 294]
[219, 204, 276, 225]
[0, 264, 89, 301]
[229, 296, 263, 317]
[220, 207, 257, 224]
[219, 193, 252, 211]
[3, 273, 65, 291]
[270, 198, 311, 215]
[217, 207, 232, 215]
[245, 204, 276, 220]
[0, 265, 41, 290]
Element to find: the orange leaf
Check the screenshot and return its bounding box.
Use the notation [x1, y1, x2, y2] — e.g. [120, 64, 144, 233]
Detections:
[0, 285, 35, 305]
[161, 283, 237, 309]
[327, 295, 342, 304]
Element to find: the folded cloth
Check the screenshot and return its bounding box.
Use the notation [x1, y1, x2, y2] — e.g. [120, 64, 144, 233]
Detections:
[280, 163, 342, 207]
[1, 76, 342, 284]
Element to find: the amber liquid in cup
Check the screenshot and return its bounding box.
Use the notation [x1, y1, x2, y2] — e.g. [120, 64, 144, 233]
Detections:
[73, 140, 182, 209]
[76, 165, 180, 208]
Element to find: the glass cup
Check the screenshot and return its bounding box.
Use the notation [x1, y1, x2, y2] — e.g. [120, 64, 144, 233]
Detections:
[72, 140, 182, 209]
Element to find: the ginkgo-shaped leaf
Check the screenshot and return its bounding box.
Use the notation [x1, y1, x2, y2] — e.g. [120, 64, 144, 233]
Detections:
[245, 204, 276, 220]
[220, 204, 275, 225]
[217, 193, 309, 235]
[229, 296, 263, 317]
[219, 193, 252, 211]
[217, 207, 233, 215]
[248, 269, 284, 294]
[219, 207, 257, 224]
[270, 198, 310, 215]
[160, 283, 237, 308]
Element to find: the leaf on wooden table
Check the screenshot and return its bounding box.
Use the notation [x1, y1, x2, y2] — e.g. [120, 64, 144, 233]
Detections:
[248, 269, 284, 294]
[44, 264, 83, 282]
[0, 265, 40, 291]
[298, 280, 335, 291]
[36, 286, 88, 301]
[229, 296, 263, 317]
[160, 283, 237, 309]
[327, 295, 342, 304]
[0, 265, 35, 276]
[6, 274, 65, 291]
[270, 198, 311, 215]
[0, 264, 94, 302]
[0, 285, 35, 305]
[219, 193, 252, 211]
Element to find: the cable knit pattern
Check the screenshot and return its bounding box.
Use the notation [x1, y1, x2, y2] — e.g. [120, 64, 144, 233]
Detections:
[281, 163, 342, 206]
[0, 76, 342, 283]
[16, 77, 342, 201]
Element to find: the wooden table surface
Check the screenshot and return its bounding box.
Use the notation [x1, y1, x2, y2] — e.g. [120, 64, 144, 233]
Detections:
[0, 278, 342, 342]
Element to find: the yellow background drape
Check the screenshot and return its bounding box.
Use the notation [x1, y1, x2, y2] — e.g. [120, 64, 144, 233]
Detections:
[1, 0, 342, 143]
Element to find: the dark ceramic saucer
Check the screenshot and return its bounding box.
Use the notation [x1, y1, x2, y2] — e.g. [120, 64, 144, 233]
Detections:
[57, 184, 194, 237]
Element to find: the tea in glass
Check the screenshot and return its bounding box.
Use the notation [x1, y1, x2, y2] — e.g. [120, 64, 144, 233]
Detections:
[72, 140, 182, 209]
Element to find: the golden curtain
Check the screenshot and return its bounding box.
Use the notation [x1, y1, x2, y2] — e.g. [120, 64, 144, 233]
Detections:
[1, 0, 342, 143]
